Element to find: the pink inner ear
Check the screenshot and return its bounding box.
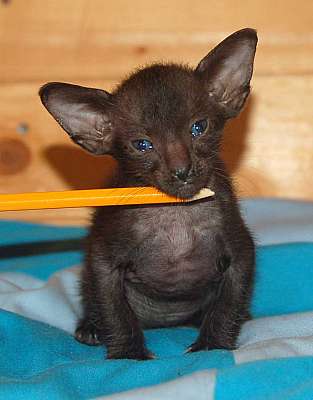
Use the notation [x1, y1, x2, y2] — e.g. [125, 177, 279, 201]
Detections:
[40, 82, 114, 155]
[195, 30, 257, 116]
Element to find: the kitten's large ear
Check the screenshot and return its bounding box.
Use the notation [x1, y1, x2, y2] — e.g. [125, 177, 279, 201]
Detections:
[39, 82, 114, 155]
[195, 28, 257, 118]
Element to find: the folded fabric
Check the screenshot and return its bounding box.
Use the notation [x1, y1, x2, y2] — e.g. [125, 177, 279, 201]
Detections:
[241, 198, 313, 245]
[0, 198, 312, 400]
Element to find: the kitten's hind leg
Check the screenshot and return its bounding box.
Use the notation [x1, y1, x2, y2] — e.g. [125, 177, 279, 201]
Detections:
[187, 253, 254, 353]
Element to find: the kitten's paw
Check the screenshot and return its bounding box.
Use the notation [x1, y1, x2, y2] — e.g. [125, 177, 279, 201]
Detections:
[75, 321, 103, 346]
[185, 339, 210, 353]
[186, 338, 236, 353]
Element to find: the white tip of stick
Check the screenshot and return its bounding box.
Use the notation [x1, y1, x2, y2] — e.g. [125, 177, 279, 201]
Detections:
[188, 188, 215, 202]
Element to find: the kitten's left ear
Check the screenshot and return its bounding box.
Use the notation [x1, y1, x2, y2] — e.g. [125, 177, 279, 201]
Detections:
[195, 28, 258, 118]
[39, 82, 114, 155]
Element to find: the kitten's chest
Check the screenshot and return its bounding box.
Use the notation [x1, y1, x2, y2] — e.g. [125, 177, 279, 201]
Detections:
[132, 204, 214, 255]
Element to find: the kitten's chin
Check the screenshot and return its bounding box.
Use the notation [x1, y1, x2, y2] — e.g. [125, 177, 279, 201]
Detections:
[157, 182, 204, 200]
[175, 184, 203, 199]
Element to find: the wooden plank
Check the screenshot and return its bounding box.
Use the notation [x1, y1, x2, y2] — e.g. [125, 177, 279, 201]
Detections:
[1, 0, 313, 82]
[0, 208, 92, 226]
[223, 76, 313, 200]
[0, 74, 312, 225]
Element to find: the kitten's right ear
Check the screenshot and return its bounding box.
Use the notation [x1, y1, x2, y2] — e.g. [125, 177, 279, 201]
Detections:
[39, 82, 114, 155]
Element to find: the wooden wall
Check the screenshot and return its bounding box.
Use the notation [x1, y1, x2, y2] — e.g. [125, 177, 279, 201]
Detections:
[0, 0, 313, 225]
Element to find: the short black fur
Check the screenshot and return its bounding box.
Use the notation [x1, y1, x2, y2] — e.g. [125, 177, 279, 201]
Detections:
[40, 28, 257, 360]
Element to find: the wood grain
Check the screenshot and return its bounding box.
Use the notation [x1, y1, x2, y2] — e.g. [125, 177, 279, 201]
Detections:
[1, 0, 313, 82]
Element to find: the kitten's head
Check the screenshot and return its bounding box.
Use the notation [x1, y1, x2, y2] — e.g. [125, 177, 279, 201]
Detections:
[40, 28, 257, 198]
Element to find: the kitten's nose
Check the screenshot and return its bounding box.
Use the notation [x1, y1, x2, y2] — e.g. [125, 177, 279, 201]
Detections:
[173, 166, 190, 182]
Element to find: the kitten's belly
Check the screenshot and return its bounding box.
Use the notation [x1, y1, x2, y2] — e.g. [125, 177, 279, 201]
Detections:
[125, 282, 205, 328]
[126, 217, 218, 295]
[127, 257, 213, 296]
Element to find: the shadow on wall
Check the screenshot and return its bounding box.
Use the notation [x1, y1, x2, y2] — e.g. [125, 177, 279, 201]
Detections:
[222, 95, 276, 196]
[221, 95, 254, 175]
[43, 146, 117, 190]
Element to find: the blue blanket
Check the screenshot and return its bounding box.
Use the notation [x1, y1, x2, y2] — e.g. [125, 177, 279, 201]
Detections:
[0, 199, 313, 399]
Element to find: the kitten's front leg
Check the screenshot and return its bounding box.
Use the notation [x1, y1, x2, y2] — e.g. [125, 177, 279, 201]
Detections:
[75, 251, 153, 360]
[187, 256, 253, 353]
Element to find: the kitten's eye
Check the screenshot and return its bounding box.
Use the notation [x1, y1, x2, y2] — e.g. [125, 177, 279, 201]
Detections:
[132, 139, 154, 152]
[190, 119, 208, 138]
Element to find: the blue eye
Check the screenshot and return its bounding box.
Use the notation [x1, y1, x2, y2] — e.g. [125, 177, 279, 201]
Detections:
[132, 139, 154, 152]
[190, 119, 208, 137]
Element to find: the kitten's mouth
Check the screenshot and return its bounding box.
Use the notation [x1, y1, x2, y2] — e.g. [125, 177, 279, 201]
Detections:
[156, 181, 204, 200]
[174, 183, 203, 199]
[152, 171, 211, 200]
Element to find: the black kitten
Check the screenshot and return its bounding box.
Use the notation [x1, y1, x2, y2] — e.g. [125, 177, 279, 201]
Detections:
[40, 28, 257, 360]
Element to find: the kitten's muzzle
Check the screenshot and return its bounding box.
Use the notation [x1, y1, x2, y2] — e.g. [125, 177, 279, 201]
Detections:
[172, 166, 191, 183]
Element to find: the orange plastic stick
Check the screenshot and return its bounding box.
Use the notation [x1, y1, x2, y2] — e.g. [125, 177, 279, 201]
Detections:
[0, 187, 214, 212]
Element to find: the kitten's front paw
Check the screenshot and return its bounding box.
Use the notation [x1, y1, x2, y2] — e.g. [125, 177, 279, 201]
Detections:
[185, 339, 208, 353]
[75, 320, 103, 346]
[186, 338, 237, 353]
